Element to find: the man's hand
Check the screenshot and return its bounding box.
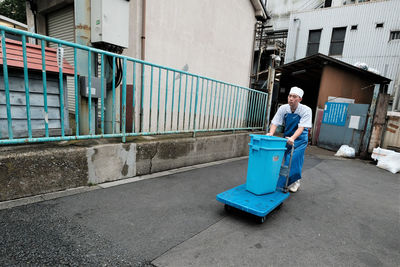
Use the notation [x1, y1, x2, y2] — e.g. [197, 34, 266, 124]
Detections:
[286, 136, 295, 146]
[266, 133, 273, 136]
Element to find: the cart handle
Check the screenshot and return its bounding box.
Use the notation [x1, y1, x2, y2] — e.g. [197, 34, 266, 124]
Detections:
[284, 145, 295, 192]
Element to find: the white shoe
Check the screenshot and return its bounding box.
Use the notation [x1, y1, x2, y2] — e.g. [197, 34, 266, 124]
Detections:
[289, 180, 300, 193]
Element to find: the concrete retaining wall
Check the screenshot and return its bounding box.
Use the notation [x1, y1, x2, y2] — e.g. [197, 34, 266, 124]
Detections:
[0, 132, 258, 202]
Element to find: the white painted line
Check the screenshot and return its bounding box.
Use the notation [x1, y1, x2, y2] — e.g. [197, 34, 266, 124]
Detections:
[0, 186, 99, 211]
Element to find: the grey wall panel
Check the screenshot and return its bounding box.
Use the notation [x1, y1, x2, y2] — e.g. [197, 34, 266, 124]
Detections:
[0, 92, 60, 107]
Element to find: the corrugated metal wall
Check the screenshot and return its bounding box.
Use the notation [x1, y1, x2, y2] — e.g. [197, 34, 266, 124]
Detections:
[286, 0, 400, 98]
[47, 5, 75, 113]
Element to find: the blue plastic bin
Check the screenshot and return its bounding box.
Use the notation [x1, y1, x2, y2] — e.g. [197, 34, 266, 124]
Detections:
[246, 135, 287, 195]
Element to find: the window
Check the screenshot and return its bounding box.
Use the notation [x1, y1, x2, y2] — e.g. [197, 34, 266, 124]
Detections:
[306, 29, 322, 56]
[324, 0, 332, 7]
[390, 31, 400, 41]
[329, 27, 347, 56]
[351, 25, 358, 30]
[376, 23, 384, 28]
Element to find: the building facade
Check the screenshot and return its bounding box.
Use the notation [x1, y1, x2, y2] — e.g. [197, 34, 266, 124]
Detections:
[284, 0, 400, 110]
[25, 0, 267, 112]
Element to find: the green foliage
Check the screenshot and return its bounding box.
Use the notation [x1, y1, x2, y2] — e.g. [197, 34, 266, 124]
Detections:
[0, 0, 26, 24]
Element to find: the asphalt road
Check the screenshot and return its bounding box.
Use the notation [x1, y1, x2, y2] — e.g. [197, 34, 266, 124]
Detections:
[1, 151, 399, 266]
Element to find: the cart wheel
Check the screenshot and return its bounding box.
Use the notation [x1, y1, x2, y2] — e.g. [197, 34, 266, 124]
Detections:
[224, 204, 231, 212]
[258, 216, 266, 224]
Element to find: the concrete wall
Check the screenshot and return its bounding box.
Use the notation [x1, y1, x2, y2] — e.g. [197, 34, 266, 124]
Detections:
[0, 132, 256, 201]
[285, 0, 400, 97]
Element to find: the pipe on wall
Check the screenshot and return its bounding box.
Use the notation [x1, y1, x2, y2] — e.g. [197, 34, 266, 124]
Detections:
[141, 0, 146, 61]
[139, 0, 146, 132]
[293, 18, 301, 61]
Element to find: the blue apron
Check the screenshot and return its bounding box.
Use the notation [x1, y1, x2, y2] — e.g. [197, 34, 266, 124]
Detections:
[277, 112, 308, 188]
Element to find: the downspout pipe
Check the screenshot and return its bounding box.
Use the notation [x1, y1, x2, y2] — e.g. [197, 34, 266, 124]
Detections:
[293, 18, 301, 61]
[249, 21, 259, 88]
[139, 0, 146, 132]
[141, 0, 146, 61]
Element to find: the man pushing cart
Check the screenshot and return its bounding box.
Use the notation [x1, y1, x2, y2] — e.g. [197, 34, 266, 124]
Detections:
[216, 87, 312, 223]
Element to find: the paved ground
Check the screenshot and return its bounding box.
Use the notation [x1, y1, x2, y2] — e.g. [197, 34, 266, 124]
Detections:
[0, 147, 399, 266]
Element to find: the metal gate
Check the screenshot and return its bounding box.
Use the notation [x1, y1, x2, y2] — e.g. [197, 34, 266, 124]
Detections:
[318, 103, 370, 153]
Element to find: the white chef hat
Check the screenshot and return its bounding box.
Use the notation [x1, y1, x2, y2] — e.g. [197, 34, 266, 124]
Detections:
[289, 86, 304, 98]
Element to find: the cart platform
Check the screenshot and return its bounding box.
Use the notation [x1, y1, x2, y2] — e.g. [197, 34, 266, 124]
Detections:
[216, 184, 290, 217]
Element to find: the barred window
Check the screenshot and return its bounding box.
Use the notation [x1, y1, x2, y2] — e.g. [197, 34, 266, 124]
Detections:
[306, 29, 322, 56]
[329, 27, 346, 56]
[390, 31, 400, 41]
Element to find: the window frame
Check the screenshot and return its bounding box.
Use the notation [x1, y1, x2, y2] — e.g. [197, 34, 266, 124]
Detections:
[306, 29, 322, 57]
[389, 31, 400, 41]
[329, 27, 347, 56]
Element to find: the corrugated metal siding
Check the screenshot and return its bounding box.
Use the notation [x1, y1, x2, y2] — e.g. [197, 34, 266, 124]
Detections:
[47, 5, 75, 113]
[286, 0, 400, 96]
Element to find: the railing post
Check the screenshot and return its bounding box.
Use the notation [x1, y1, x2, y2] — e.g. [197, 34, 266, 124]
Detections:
[100, 53, 104, 135]
[22, 35, 32, 138]
[193, 75, 200, 137]
[112, 57, 116, 133]
[41, 40, 49, 137]
[1, 30, 13, 139]
[132, 62, 137, 133]
[87, 50, 92, 134]
[74, 47, 80, 136]
[149, 66, 154, 132]
[232, 86, 239, 133]
[139, 63, 145, 133]
[164, 70, 169, 132]
[121, 58, 127, 142]
[262, 92, 269, 131]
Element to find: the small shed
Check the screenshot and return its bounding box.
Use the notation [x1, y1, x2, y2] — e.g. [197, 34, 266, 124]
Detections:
[0, 38, 74, 138]
[274, 53, 391, 155]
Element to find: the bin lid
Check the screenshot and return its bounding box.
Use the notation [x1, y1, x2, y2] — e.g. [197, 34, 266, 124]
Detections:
[250, 134, 287, 142]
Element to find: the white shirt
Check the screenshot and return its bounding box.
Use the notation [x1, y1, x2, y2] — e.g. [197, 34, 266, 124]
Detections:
[271, 103, 312, 128]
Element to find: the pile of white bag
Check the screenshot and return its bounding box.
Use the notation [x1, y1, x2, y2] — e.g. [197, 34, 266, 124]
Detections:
[335, 145, 355, 158]
[354, 62, 380, 75]
[371, 147, 400, 174]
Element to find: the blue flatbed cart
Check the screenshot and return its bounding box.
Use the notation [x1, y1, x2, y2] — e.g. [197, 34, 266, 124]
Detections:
[217, 145, 294, 223]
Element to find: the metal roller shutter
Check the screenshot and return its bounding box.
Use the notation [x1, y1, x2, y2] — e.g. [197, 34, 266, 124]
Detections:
[47, 5, 76, 113]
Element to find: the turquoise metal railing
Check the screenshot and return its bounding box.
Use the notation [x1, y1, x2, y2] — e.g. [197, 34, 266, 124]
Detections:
[0, 25, 268, 145]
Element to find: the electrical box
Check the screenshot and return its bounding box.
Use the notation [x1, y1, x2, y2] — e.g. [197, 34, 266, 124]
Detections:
[91, 0, 130, 48]
[80, 76, 107, 99]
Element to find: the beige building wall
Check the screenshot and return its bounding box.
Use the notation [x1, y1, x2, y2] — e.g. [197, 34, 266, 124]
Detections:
[124, 0, 259, 132]
[125, 0, 256, 87]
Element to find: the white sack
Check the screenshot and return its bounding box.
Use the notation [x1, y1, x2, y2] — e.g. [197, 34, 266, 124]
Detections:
[335, 145, 355, 158]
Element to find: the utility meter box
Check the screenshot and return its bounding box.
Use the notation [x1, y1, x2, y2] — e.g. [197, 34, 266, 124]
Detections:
[80, 76, 107, 99]
[91, 0, 130, 48]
